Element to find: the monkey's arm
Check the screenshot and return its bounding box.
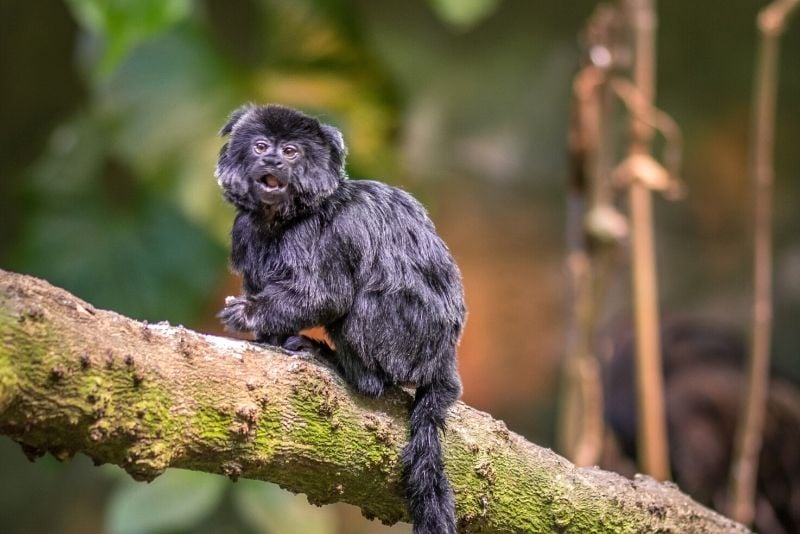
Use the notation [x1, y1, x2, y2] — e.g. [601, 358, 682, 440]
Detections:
[218, 271, 352, 336]
[220, 221, 355, 336]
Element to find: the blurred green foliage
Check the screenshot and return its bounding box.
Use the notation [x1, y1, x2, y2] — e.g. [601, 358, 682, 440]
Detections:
[107, 470, 227, 534]
[65, 0, 192, 76]
[231, 479, 338, 534]
[104, 470, 339, 534]
[428, 0, 500, 30]
[15, 111, 225, 323]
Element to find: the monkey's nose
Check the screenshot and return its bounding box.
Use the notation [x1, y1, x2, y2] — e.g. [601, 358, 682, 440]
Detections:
[261, 156, 283, 168]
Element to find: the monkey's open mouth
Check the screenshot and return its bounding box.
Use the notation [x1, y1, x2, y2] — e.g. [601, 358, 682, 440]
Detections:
[259, 174, 287, 192]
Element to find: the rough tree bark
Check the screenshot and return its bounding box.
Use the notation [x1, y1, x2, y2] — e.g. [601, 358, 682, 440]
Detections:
[0, 269, 747, 533]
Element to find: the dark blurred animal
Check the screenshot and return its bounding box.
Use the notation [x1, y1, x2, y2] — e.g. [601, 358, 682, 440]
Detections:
[215, 104, 465, 534]
[602, 321, 800, 534]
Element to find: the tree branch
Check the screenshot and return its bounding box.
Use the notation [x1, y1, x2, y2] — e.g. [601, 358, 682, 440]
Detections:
[0, 269, 748, 532]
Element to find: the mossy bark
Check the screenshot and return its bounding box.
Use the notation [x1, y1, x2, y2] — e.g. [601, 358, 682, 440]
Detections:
[0, 269, 748, 533]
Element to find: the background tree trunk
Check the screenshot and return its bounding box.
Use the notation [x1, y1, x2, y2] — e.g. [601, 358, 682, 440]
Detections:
[0, 269, 748, 533]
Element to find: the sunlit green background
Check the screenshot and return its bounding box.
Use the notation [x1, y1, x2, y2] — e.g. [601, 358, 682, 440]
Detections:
[1, 0, 799, 532]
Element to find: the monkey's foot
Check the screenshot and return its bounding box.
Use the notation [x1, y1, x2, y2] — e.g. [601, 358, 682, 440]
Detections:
[256, 333, 289, 347]
[282, 335, 332, 358]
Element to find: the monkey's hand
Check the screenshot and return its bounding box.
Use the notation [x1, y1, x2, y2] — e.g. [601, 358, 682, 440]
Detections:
[218, 295, 257, 333]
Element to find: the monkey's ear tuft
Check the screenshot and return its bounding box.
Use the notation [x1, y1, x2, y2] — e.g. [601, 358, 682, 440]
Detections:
[220, 103, 256, 137]
[321, 124, 348, 169]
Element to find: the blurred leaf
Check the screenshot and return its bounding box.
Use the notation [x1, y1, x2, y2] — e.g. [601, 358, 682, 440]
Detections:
[106, 470, 227, 534]
[15, 196, 226, 324]
[95, 26, 242, 243]
[264, 0, 352, 62]
[14, 113, 226, 324]
[232, 480, 337, 534]
[64, 0, 191, 76]
[428, 0, 500, 30]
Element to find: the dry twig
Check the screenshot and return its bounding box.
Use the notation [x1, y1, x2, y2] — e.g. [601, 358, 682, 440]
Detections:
[619, 0, 671, 482]
[728, 0, 800, 525]
[560, 4, 626, 467]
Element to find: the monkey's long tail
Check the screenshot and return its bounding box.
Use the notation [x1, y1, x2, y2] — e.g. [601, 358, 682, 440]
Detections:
[402, 374, 461, 534]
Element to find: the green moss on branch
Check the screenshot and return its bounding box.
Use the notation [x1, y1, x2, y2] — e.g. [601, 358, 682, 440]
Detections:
[0, 269, 748, 533]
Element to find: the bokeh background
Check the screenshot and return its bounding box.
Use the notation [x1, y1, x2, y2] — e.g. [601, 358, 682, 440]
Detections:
[1, 1, 799, 533]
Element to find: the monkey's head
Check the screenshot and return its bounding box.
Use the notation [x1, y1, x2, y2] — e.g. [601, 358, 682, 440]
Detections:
[215, 104, 347, 219]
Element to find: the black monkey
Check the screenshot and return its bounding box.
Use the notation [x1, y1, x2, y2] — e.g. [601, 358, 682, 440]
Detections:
[215, 104, 465, 534]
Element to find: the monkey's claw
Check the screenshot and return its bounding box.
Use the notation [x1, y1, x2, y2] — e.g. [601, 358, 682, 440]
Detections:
[282, 335, 317, 355]
[217, 296, 254, 332]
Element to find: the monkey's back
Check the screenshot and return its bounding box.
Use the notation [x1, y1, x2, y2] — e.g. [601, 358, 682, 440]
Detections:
[325, 179, 465, 386]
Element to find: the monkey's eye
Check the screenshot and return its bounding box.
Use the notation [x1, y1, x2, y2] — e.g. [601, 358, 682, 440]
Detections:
[281, 145, 299, 159]
[253, 141, 268, 155]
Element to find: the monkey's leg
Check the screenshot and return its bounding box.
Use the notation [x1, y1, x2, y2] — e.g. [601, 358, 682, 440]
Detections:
[331, 342, 388, 398]
[278, 333, 385, 396]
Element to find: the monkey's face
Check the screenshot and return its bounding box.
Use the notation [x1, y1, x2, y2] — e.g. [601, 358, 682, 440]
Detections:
[215, 104, 347, 218]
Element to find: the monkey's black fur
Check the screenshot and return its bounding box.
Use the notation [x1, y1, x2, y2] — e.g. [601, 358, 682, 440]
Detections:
[215, 104, 464, 534]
